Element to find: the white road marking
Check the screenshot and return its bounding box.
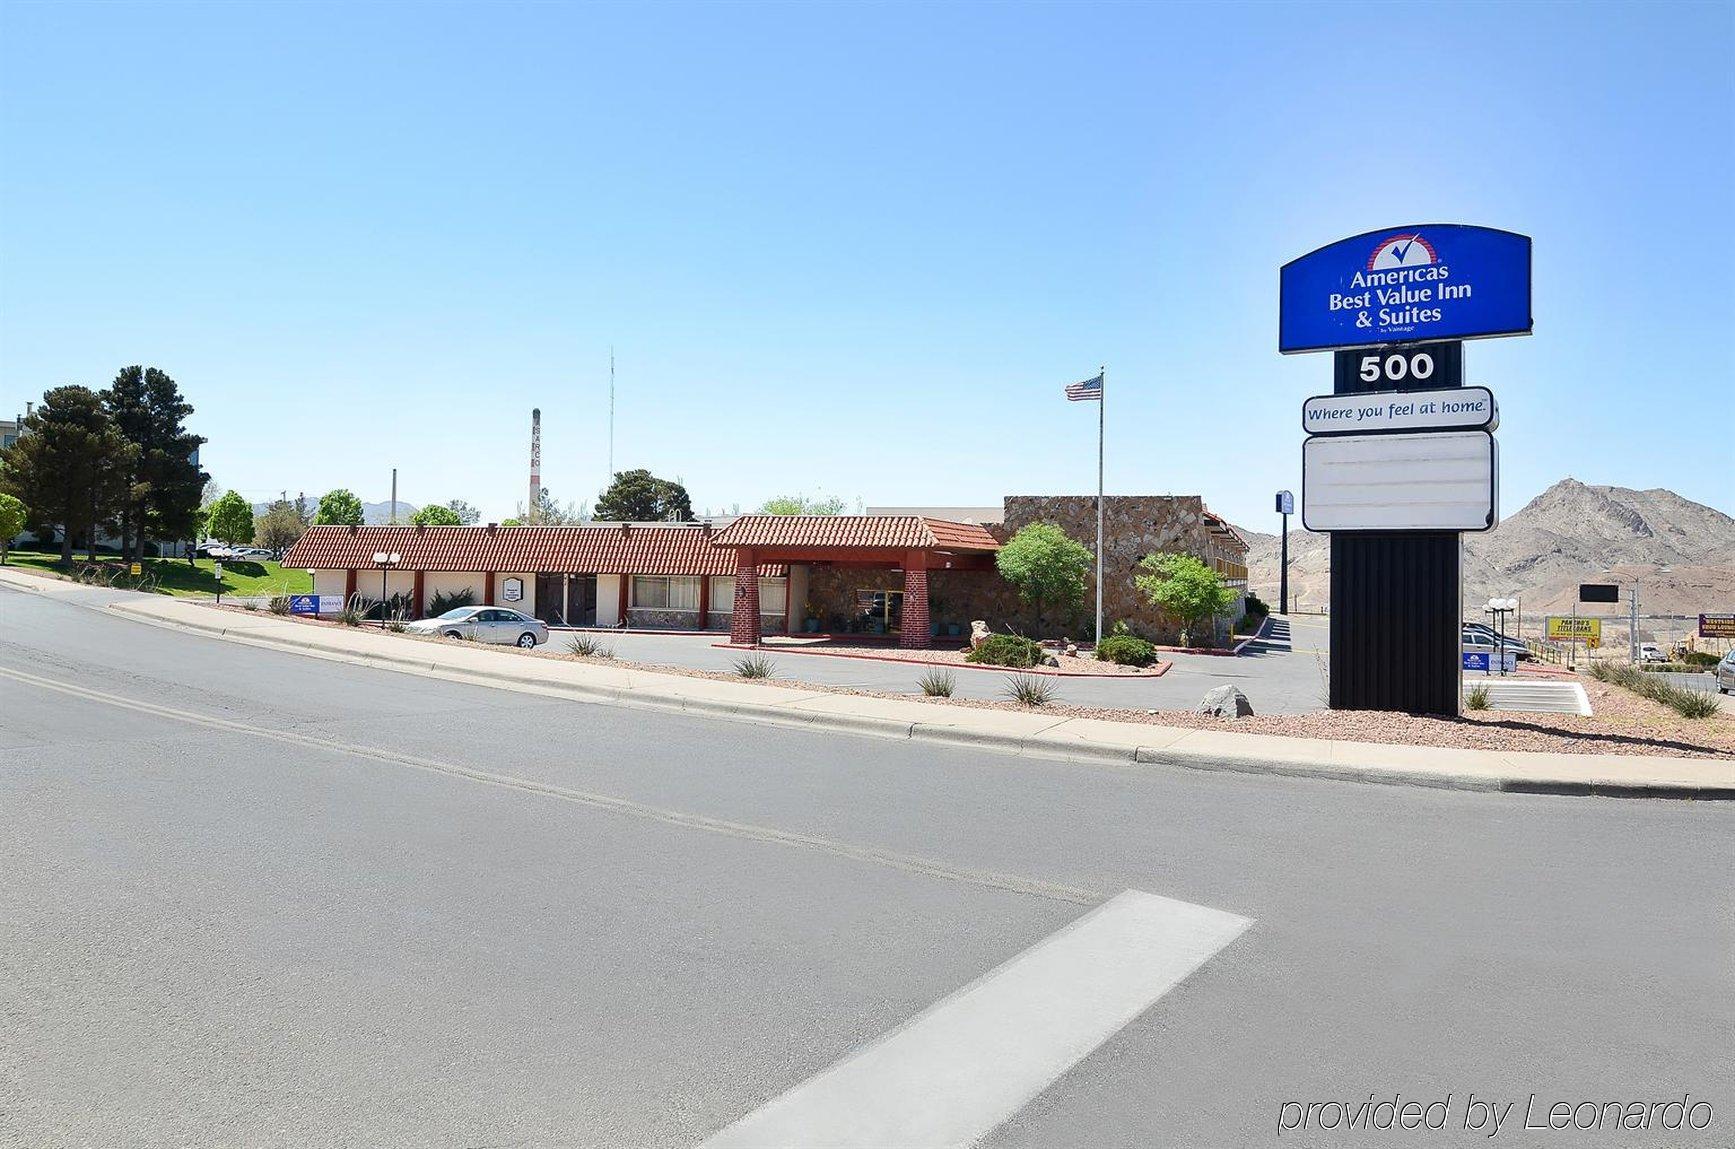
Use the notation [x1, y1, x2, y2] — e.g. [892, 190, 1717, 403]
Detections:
[700, 889, 1251, 1149]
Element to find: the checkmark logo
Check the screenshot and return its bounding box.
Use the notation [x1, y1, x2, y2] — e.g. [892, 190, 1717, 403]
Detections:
[1391, 237, 1416, 262]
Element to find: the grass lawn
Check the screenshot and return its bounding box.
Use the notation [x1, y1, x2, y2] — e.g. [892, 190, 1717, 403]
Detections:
[2, 550, 311, 598]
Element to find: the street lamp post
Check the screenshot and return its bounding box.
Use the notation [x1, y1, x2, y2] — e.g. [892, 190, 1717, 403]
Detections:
[373, 551, 401, 627]
[1485, 597, 1518, 676]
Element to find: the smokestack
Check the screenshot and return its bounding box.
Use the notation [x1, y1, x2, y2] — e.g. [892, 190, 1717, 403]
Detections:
[529, 408, 542, 524]
[390, 468, 398, 524]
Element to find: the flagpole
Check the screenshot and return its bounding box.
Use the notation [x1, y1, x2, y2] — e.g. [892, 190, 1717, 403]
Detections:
[1096, 365, 1105, 651]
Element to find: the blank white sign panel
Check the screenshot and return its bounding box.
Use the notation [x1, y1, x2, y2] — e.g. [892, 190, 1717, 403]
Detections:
[1303, 431, 1497, 531]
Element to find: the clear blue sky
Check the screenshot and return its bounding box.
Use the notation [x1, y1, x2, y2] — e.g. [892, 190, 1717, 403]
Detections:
[3, 1, 1730, 527]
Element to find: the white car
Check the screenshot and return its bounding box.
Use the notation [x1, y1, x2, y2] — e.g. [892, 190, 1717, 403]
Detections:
[404, 606, 549, 648]
[1716, 651, 1735, 694]
[1638, 643, 1668, 664]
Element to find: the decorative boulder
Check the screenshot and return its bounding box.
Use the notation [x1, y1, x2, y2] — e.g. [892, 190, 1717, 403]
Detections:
[1041, 654, 1060, 668]
[969, 620, 992, 650]
[1196, 684, 1254, 718]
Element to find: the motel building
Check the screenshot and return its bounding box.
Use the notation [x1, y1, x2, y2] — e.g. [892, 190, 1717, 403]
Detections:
[280, 495, 1249, 648]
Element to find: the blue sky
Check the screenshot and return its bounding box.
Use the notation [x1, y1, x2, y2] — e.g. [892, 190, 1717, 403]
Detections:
[2, 1, 1730, 528]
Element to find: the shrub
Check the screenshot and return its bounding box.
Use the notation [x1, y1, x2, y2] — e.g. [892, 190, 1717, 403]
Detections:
[733, 654, 776, 679]
[1243, 592, 1270, 618]
[965, 633, 1043, 668]
[338, 596, 365, 627]
[1095, 634, 1157, 667]
[1680, 650, 1720, 668]
[1590, 659, 1720, 719]
[1465, 684, 1491, 710]
[1675, 691, 1721, 719]
[917, 668, 956, 697]
[268, 595, 291, 615]
[429, 587, 477, 616]
[1002, 674, 1057, 706]
[1135, 553, 1235, 648]
[566, 634, 616, 659]
[994, 522, 1093, 631]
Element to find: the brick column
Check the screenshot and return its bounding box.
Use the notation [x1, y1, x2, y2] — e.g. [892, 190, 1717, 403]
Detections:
[901, 551, 931, 649]
[730, 549, 761, 646]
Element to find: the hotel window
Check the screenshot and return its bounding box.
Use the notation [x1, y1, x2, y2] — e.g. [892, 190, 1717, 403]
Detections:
[709, 575, 787, 615]
[631, 575, 700, 611]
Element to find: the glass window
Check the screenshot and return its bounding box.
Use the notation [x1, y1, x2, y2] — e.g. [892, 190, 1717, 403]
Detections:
[632, 575, 699, 610]
[709, 575, 784, 615]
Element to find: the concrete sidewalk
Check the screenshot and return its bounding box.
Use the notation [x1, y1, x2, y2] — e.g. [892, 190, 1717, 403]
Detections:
[61, 587, 1724, 799]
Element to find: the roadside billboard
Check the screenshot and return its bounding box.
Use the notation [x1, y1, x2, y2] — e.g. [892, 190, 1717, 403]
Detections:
[1700, 614, 1735, 639]
[1546, 617, 1602, 647]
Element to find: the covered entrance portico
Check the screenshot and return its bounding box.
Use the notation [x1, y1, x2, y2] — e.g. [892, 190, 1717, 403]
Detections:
[710, 515, 1000, 649]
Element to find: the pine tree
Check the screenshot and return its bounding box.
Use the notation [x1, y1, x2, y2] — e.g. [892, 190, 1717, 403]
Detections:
[103, 366, 208, 560]
[0, 386, 135, 563]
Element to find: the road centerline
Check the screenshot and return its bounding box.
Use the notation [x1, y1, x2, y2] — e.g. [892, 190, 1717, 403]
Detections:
[700, 889, 1252, 1149]
[0, 663, 1103, 906]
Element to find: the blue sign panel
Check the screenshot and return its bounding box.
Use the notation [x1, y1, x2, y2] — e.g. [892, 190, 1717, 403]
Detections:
[1281, 225, 1532, 353]
[289, 594, 320, 615]
[1462, 651, 1490, 672]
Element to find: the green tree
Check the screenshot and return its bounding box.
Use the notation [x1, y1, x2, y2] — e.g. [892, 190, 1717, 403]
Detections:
[759, 494, 849, 515]
[0, 386, 135, 563]
[410, 503, 462, 526]
[0, 492, 26, 563]
[516, 487, 587, 525]
[444, 498, 481, 525]
[207, 490, 255, 545]
[102, 366, 208, 560]
[1134, 552, 1236, 647]
[255, 492, 305, 555]
[593, 469, 693, 522]
[315, 488, 365, 526]
[994, 522, 1093, 632]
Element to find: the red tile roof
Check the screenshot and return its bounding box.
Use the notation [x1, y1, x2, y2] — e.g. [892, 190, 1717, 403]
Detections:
[709, 515, 999, 552]
[281, 524, 784, 576]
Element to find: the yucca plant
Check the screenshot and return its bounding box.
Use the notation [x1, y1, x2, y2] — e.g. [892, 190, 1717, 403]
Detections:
[917, 668, 956, 697]
[1003, 673, 1056, 707]
[733, 654, 776, 679]
[566, 634, 615, 659]
[1464, 684, 1491, 710]
[1671, 689, 1720, 719]
[267, 595, 292, 615]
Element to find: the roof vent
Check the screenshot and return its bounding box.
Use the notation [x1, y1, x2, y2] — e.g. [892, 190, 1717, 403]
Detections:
[486, 522, 497, 534]
[415, 522, 426, 534]
[347, 523, 358, 535]
[618, 521, 630, 536]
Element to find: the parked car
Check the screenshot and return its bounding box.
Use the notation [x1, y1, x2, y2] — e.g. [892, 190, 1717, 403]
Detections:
[1716, 651, 1735, 694]
[404, 606, 548, 648]
[1460, 627, 1528, 661]
[1461, 622, 1532, 660]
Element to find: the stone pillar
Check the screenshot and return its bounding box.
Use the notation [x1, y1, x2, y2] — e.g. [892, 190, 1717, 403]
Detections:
[730, 549, 761, 646]
[901, 551, 930, 649]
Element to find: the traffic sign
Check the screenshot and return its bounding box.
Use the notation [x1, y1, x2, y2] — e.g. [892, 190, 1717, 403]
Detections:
[128, 562, 142, 576]
[1280, 225, 1533, 353]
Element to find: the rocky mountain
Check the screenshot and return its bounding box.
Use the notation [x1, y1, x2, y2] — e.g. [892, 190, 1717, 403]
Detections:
[1242, 479, 1735, 623]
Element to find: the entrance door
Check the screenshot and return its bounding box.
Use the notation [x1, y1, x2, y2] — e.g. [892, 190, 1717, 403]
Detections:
[567, 575, 598, 626]
[854, 588, 905, 634]
[534, 574, 566, 625]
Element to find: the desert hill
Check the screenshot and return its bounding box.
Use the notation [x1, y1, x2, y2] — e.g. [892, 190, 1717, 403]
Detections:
[1242, 479, 1735, 634]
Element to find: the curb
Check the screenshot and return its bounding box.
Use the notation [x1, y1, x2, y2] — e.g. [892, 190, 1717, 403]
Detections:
[712, 641, 1172, 679]
[99, 598, 1735, 801]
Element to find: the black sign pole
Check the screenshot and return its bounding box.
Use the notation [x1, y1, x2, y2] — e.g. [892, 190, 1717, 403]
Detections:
[1328, 341, 1464, 715]
[1280, 510, 1290, 615]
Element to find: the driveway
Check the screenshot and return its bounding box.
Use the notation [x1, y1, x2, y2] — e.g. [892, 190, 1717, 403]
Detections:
[553, 613, 1328, 716]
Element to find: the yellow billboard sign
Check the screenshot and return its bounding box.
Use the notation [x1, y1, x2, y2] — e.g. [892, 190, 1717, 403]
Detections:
[1546, 616, 1601, 647]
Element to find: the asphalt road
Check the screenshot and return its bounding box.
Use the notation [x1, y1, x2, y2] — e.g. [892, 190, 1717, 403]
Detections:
[2, 580, 1731, 1148]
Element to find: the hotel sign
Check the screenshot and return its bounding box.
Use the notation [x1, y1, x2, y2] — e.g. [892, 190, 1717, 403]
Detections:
[1700, 614, 1735, 639]
[1280, 225, 1533, 354]
[1303, 386, 1497, 436]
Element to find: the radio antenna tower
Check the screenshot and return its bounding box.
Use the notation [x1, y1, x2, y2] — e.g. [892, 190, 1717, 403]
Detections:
[529, 408, 542, 524]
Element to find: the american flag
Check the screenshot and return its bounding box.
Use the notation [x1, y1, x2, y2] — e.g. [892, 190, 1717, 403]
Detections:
[1064, 372, 1103, 402]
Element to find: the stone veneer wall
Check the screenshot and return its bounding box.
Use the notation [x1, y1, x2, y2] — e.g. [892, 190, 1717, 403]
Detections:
[787, 496, 1248, 645]
[626, 608, 703, 630]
